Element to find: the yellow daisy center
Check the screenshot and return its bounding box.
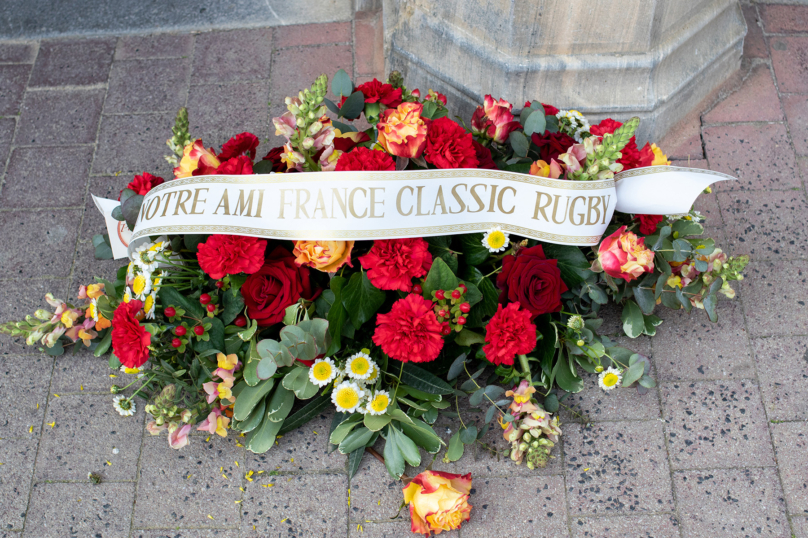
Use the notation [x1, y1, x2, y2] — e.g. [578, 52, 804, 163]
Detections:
[149, 241, 164, 252]
[365, 365, 379, 383]
[144, 294, 155, 313]
[602, 372, 620, 388]
[486, 231, 506, 249]
[335, 387, 360, 410]
[312, 362, 333, 382]
[370, 394, 389, 413]
[132, 275, 147, 295]
[350, 356, 370, 376]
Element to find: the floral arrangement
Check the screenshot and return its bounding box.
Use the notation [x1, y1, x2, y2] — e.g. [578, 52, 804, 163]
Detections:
[1, 69, 748, 537]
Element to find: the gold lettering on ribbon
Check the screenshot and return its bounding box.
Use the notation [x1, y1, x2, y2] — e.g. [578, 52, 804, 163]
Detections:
[568, 196, 586, 226]
[190, 188, 208, 215]
[532, 191, 553, 221]
[396, 186, 414, 216]
[173, 190, 192, 215]
[468, 184, 486, 213]
[349, 187, 367, 218]
[450, 184, 467, 214]
[370, 187, 385, 218]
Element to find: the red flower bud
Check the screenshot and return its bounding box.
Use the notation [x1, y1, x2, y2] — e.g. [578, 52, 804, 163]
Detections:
[451, 290, 461, 300]
[171, 338, 182, 348]
[458, 283, 467, 293]
[233, 315, 247, 327]
[457, 316, 467, 326]
[206, 304, 216, 313]
[438, 309, 448, 318]
[199, 293, 211, 305]
[435, 290, 445, 300]
[413, 284, 423, 294]
[174, 326, 187, 336]
[440, 323, 452, 336]
[193, 325, 205, 336]
[215, 281, 224, 289]
[459, 302, 471, 313]
[164, 307, 176, 318]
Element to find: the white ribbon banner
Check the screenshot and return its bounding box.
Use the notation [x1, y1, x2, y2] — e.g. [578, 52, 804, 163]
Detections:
[92, 166, 735, 260]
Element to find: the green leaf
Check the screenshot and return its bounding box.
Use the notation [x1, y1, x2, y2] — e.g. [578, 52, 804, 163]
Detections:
[266, 384, 295, 422]
[183, 234, 209, 253]
[543, 392, 559, 413]
[523, 109, 546, 136]
[459, 425, 478, 444]
[621, 300, 644, 338]
[341, 271, 386, 329]
[233, 378, 275, 421]
[221, 290, 244, 326]
[541, 244, 591, 287]
[256, 355, 277, 380]
[392, 426, 421, 466]
[237, 398, 266, 433]
[639, 375, 657, 388]
[447, 353, 468, 381]
[469, 388, 485, 406]
[454, 329, 485, 347]
[120, 194, 144, 230]
[457, 233, 490, 266]
[330, 415, 362, 445]
[555, 355, 584, 393]
[93, 329, 112, 357]
[339, 426, 374, 454]
[245, 411, 284, 454]
[672, 219, 704, 238]
[194, 316, 225, 354]
[108, 353, 121, 369]
[672, 239, 692, 262]
[159, 287, 205, 319]
[279, 392, 331, 434]
[445, 431, 464, 462]
[364, 413, 392, 432]
[282, 365, 319, 399]
[339, 91, 365, 120]
[703, 294, 718, 322]
[326, 276, 347, 356]
[332, 120, 358, 133]
[652, 226, 672, 251]
[633, 284, 656, 315]
[622, 359, 645, 387]
[111, 205, 124, 221]
[383, 427, 405, 478]
[252, 159, 274, 174]
[509, 131, 529, 157]
[399, 363, 454, 394]
[348, 446, 366, 479]
[332, 68, 353, 97]
[92, 234, 113, 260]
[423, 257, 459, 298]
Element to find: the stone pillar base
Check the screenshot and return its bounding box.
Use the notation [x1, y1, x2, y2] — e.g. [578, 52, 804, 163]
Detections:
[384, 0, 746, 143]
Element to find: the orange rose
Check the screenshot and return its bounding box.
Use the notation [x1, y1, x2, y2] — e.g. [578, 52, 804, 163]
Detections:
[292, 240, 354, 273]
[595, 225, 655, 282]
[403, 471, 472, 536]
[529, 158, 563, 179]
[377, 102, 428, 158]
[173, 140, 220, 178]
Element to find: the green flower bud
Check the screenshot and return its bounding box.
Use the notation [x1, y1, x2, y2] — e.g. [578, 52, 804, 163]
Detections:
[110, 385, 122, 394]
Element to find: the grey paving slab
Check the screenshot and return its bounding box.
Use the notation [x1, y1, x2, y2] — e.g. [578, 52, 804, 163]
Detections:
[791, 517, 808, 537]
[51, 350, 120, 394]
[0, 279, 68, 355]
[115, 34, 194, 60]
[661, 380, 775, 469]
[565, 421, 674, 515]
[93, 112, 176, 176]
[15, 89, 104, 145]
[186, 82, 270, 151]
[191, 29, 273, 84]
[0, 210, 80, 278]
[69, 239, 126, 294]
[0, 118, 15, 166]
[0, 64, 31, 116]
[570, 514, 681, 538]
[0, 43, 36, 63]
[82, 174, 130, 239]
[133, 531, 239, 538]
[105, 58, 190, 114]
[753, 336, 808, 421]
[23, 482, 135, 538]
[348, 448, 409, 524]
[28, 38, 115, 87]
[349, 521, 413, 537]
[770, 422, 808, 516]
[240, 474, 348, 538]
[275, 22, 352, 48]
[35, 394, 144, 481]
[134, 435, 243, 528]
[0, 355, 51, 438]
[2, 146, 92, 208]
[739, 261, 808, 338]
[0, 438, 37, 532]
[674, 468, 790, 538]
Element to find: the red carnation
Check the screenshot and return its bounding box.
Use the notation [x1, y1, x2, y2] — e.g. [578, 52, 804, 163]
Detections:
[531, 131, 576, 163]
[635, 214, 664, 235]
[218, 132, 259, 161]
[496, 245, 568, 319]
[424, 116, 478, 169]
[214, 155, 254, 175]
[473, 140, 498, 170]
[359, 238, 433, 292]
[483, 302, 536, 366]
[336, 147, 395, 172]
[372, 294, 444, 363]
[355, 79, 403, 107]
[590, 119, 653, 171]
[261, 146, 288, 173]
[111, 300, 150, 369]
[119, 172, 164, 200]
[196, 235, 267, 280]
[241, 246, 317, 326]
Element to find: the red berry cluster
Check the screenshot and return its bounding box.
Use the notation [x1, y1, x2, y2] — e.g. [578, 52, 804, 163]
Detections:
[433, 284, 470, 335]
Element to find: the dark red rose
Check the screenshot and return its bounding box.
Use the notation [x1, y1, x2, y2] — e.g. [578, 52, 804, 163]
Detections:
[472, 140, 498, 170]
[261, 146, 288, 173]
[635, 214, 664, 235]
[424, 116, 478, 169]
[336, 147, 395, 171]
[355, 79, 403, 107]
[218, 132, 259, 161]
[119, 172, 164, 200]
[111, 300, 150, 369]
[333, 131, 371, 153]
[590, 119, 653, 171]
[496, 245, 568, 319]
[531, 131, 576, 163]
[483, 302, 537, 366]
[240, 246, 317, 326]
[196, 235, 267, 280]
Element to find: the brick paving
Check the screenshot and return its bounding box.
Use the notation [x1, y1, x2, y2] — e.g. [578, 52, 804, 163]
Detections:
[0, 3, 807, 537]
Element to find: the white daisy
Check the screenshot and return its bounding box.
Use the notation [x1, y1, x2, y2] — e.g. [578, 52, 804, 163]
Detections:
[366, 390, 390, 416]
[598, 367, 622, 392]
[144, 291, 157, 319]
[130, 272, 152, 300]
[331, 381, 366, 413]
[112, 395, 136, 417]
[309, 357, 338, 387]
[345, 352, 374, 381]
[361, 363, 380, 385]
[133, 244, 158, 273]
[481, 227, 510, 253]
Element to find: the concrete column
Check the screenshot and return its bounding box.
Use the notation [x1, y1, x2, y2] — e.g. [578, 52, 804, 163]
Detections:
[383, 0, 746, 143]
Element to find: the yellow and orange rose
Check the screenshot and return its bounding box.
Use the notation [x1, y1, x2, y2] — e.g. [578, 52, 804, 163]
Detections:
[376, 102, 428, 158]
[173, 139, 220, 178]
[293, 240, 354, 273]
[403, 471, 472, 536]
[594, 225, 655, 282]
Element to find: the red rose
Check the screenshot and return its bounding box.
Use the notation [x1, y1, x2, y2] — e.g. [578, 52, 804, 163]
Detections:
[218, 132, 259, 161]
[496, 245, 568, 319]
[531, 131, 576, 163]
[359, 238, 433, 292]
[119, 172, 164, 200]
[523, 102, 559, 116]
[111, 300, 150, 369]
[193, 155, 253, 176]
[241, 246, 317, 326]
[261, 147, 288, 173]
[472, 140, 498, 170]
[424, 117, 478, 169]
[590, 119, 653, 171]
[336, 147, 395, 172]
[356, 79, 403, 107]
[483, 302, 536, 366]
[635, 214, 664, 235]
[372, 294, 444, 363]
[196, 234, 267, 280]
